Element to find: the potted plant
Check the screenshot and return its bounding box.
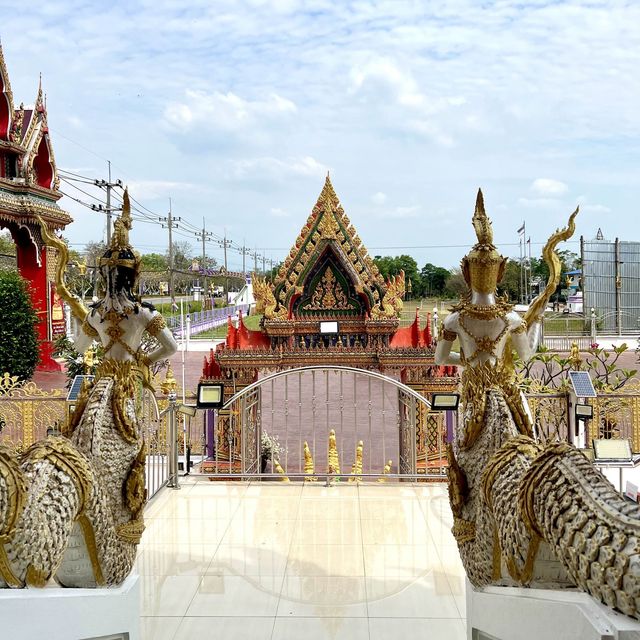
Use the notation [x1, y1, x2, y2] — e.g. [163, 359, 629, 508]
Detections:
[260, 431, 284, 474]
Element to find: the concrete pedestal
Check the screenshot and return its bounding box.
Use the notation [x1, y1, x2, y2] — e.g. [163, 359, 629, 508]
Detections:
[467, 580, 640, 640]
[0, 574, 139, 640]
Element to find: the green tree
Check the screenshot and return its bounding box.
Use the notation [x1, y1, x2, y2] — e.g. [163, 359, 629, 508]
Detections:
[0, 230, 15, 256]
[497, 259, 520, 301]
[0, 270, 39, 379]
[444, 269, 467, 298]
[373, 255, 422, 296]
[141, 253, 168, 271]
[167, 241, 193, 271]
[421, 263, 450, 296]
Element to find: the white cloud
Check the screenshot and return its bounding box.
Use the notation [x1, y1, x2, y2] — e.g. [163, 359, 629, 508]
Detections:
[371, 192, 387, 205]
[517, 197, 563, 210]
[269, 207, 290, 217]
[350, 56, 464, 145]
[228, 156, 327, 181]
[378, 205, 420, 219]
[575, 195, 612, 215]
[163, 90, 296, 134]
[531, 178, 569, 196]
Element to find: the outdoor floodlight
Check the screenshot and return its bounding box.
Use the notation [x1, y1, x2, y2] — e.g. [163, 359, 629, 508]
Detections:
[431, 393, 460, 411]
[592, 438, 632, 462]
[575, 404, 594, 420]
[319, 321, 339, 334]
[196, 382, 225, 409]
[177, 404, 197, 417]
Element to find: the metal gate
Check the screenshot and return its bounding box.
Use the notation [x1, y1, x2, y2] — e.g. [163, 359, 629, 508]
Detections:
[197, 366, 445, 481]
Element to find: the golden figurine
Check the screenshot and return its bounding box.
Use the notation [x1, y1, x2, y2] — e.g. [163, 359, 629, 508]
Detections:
[378, 459, 393, 482]
[303, 441, 316, 482]
[160, 362, 178, 395]
[349, 440, 364, 482]
[327, 428, 341, 477]
[274, 459, 289, 482]
[568, 341, 582, 370]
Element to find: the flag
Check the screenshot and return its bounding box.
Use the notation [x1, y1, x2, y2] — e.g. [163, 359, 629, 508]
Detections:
[517, 223, 525, 234]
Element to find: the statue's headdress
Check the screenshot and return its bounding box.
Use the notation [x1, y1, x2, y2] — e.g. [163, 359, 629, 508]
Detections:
[98, 188, 141, 296]
[461, 189, 506, 293]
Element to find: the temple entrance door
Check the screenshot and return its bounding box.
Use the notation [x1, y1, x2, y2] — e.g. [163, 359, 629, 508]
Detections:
[212, 366, 444, 481]
[240, 385, 261, 475]
[398, 388, 417, 475]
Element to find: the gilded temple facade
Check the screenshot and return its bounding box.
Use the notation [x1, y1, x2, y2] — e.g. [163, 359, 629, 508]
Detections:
[201, 176, 458, 473]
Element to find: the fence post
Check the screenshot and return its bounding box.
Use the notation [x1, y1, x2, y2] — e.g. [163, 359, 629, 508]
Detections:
[167, 391, 180, 490]
[590, 307, 597, 344]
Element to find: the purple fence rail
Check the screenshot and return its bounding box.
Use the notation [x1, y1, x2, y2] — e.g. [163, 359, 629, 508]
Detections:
[167, 304, 252, 338]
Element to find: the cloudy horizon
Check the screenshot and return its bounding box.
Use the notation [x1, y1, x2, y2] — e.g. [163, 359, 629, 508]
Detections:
[2, 0, 638, 271]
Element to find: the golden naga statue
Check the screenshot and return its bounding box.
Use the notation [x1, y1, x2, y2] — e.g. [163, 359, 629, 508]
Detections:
[436, 190, 640, 619]
[253, 273, 286, 319]
[371, 270, 405, 319]
[0, 190, 177, 589]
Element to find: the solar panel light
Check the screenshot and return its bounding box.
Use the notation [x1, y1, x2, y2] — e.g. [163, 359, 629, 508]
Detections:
[575, 404, 594, 420]
[592, 438, 632, 462]
[196, 382, 225, 408]
[177, 404, 197, 417]
[431, 393, 460, 411]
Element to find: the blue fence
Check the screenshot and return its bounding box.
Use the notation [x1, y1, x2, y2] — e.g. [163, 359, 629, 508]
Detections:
[166, 304, 252, 338]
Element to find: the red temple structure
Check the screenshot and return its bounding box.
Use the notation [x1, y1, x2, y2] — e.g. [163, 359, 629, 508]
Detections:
[0, 44, 72, 371]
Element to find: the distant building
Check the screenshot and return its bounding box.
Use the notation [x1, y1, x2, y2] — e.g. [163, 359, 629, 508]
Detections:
[582, 232, 640, 333]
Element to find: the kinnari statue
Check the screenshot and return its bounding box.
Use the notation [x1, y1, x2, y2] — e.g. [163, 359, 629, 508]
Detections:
[0, 190, 176, 588]
[437, 190, 640, 618]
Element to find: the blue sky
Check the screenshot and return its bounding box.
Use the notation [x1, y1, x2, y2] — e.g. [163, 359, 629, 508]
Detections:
[2, 0, 639, 270]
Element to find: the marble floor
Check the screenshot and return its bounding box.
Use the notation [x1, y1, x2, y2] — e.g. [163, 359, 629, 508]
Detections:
[139, 479, 467, 640]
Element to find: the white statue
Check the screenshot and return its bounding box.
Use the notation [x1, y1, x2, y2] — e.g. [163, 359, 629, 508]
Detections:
[434, 191, 640, 620]
[0, 190, 176, 588]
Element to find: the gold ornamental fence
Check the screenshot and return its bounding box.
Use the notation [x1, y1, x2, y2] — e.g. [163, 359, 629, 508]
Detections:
[0, 373, 207, 498]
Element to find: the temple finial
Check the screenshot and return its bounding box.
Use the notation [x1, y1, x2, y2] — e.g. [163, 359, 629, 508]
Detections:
[475, 188, 484, 215]
[471, 187, 493, 246]
[111, 187, 133, 250]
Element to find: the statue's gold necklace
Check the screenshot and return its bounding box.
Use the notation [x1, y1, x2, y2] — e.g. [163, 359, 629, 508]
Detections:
[458, 311, 510, 363]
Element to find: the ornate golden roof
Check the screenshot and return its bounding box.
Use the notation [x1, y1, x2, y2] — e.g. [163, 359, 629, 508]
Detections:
[264, 175, 392, 319]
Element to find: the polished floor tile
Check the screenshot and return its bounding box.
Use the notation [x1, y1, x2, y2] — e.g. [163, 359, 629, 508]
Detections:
[207, 544, 289, 576]
[140, 574, 202, 616]
[286, 544, 365, 577]
[365, 574, 460, 618]
[140, 615, 182, 640]
[140, 479, 467, 637]
[136, 543, 218, 576]
[187, 575, 282, 617]
[173, 616, 274, 640]
[278, 576, 368, 617]
[368, 617, 467, 640]
[272, 616, 369, 640]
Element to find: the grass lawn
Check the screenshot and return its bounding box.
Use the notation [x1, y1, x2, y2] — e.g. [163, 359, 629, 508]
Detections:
[193, 312, 262, 339]
[542, 316, 589, 334]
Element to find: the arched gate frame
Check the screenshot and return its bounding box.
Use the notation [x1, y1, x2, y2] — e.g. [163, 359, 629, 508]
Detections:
[202, 366, 449, 481]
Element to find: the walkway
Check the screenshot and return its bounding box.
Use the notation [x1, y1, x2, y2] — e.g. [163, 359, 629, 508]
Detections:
[139, 480, 466, 640]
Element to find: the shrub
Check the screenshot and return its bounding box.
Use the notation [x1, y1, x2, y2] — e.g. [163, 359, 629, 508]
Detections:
[0, 270, 39, 380]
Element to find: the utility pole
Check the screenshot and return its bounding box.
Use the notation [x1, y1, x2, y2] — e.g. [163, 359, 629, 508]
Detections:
[195, 217, 213, 298]
[262, 254, 266, 275]
[219, 233, 231, 297]
[159, 199, 180, 310]
[252, 251, 259, 275]
[92, 161, 122, 244]
[241, 241, 250, 276]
